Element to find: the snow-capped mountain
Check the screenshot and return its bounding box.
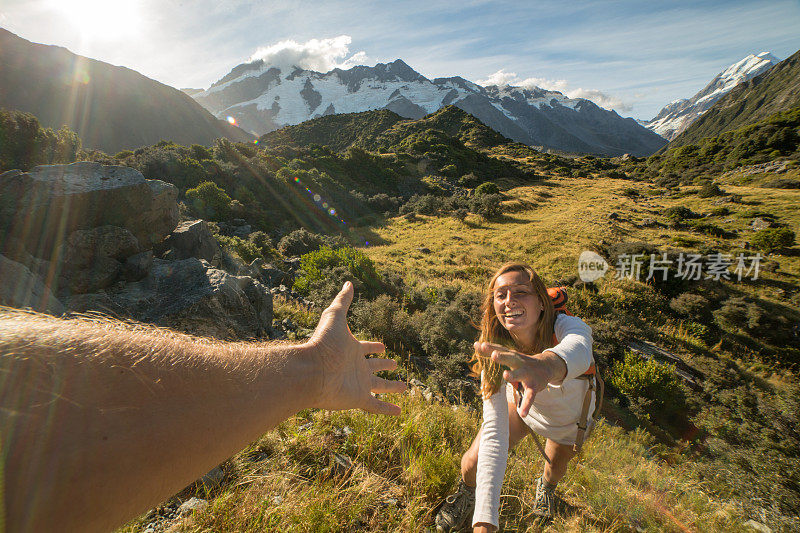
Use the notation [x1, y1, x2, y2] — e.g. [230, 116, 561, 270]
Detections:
[645, 52, 779, 141]
[191, 59, 666, 157]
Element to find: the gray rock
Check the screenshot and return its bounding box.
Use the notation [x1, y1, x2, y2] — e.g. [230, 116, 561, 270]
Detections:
[156, 220, 221, 263]
[178, 497, 209, 515]
[750, 217, 773, 231]
[0, 255, 64, 314]
[123, 250, 154, 281]
[0, 163, 178, 259]
[199, 466, 224, 490]
[64, 291, 128, 317]
[60, 226, 140, 268]
[109, 258, 273, 339]
[64, 255, 122, 294]
[232, 224, 252, 238]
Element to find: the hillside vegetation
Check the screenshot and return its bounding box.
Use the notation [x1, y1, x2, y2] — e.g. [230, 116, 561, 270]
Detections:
[2, 102, 799, 531]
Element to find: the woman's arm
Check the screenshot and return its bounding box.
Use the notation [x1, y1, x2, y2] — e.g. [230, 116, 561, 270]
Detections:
[472, 378, 509, 531]
[0, 281, 405, 533]
[548, 314, 593, 380]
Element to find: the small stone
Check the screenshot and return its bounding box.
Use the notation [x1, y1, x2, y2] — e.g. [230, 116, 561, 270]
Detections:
[271, 495, 283, 506]
[743, 519, 772, 533]
[178, 497, 209, 515]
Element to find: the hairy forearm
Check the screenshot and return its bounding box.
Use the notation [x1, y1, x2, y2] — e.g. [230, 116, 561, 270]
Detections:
[0, 309, 316, 533]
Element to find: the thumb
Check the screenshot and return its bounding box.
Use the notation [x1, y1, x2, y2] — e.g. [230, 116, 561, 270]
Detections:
[328, 281, 354, 313]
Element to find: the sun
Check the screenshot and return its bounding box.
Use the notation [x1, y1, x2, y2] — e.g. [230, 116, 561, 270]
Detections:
[50, 0, 141, 41]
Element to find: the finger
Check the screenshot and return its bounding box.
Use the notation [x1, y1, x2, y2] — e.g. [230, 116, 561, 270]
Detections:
[326, 281, 354, 314]
[492, 350, 526, 369]
[504, 367, 531, 383]
[474, 341, 507, 356]
[519, 387, 536, 417]
[364, 396, 401, 416]
[371, 375, 407, 394]
[361, 341, 386, 356]
[367, 357, 396, 372]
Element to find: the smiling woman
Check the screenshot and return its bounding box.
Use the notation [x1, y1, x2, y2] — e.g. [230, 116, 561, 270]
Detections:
[48, 0, 141, 40]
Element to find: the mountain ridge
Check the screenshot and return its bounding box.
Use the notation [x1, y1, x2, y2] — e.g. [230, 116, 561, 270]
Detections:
[645, 52, 779, 141]
[668, 48, 800, 149]
[0, 28, 254, 154]
[192, 58, 666, 157]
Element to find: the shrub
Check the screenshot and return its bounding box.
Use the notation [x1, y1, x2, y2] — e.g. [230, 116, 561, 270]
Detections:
[664, 206, 698, 222]
[670, 293, 711, 320]
[610, 351, 684, 420]
[216, 234, 261, 263]
[294, 246, 382, 302]
[186, 181, 232, 221]
[698, 182, 725, 197]
[350, 295, 416, 355]
[713, 297, 763, 332]
[475, 181, 500, 195]
[278, 228, 325, 257]
[469, 193, 503, 219]
[751, 227, 795, 252]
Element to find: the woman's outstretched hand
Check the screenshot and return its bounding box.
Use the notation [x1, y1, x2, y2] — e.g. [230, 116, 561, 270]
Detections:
[306, 281, 407, 415]
[474, 341, 566, 417]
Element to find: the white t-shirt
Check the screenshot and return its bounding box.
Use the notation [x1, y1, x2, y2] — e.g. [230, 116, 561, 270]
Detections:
[472, 313, 594, 528]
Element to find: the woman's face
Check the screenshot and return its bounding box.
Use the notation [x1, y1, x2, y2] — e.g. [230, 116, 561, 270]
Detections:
[492, 270, 543, 335]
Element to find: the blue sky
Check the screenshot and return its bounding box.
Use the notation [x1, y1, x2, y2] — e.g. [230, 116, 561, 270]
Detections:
[1, 0, 798, 119]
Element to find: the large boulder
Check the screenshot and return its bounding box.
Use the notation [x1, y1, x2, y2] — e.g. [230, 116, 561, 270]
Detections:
[0, 255, 64, 315]
[155, 220, 221, 263]
[0, 162, 178, 259]
[66, 258, 273, 339]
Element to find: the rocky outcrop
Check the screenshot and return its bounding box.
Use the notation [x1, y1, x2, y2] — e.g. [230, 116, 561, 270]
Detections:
[156, 220, 221, 264]
[1, 162, 274, 339]
[0, 162, 179, 257]
[0, 255, 64, 315]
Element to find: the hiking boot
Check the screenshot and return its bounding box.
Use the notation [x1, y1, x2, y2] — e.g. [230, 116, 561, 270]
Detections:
[435, 479, 475, 532]
[532, 476, 557, 520]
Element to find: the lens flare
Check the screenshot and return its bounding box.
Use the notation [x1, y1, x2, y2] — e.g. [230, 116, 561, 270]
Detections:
[227, 116, 236, 125]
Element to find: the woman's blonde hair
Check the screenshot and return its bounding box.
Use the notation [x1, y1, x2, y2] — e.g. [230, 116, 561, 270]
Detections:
[470, 261, 555, 398]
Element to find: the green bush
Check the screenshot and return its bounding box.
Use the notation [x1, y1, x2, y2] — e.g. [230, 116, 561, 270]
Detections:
[664, 206, 698, 222]
[698, 182, 724, 197]
[185, 181, 232, 221]
[278, 228, 325, 257]
[475, 181, 500, 195]
[294, 246, 382, 302]
[469, 193, 503, 219]
[751, 227, 795, 252]
[610, 351, 684, 420]
[0, 109, 81, 171]
[216, 234, 261, 263]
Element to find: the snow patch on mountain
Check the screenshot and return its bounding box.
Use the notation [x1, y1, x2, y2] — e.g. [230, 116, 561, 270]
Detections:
[645, 52, 779, 140]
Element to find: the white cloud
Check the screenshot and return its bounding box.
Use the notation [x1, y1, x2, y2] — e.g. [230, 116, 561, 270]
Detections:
[477, 69, 633, 112]
[476, 68, 519, 87]
[247, 35, 370, 72]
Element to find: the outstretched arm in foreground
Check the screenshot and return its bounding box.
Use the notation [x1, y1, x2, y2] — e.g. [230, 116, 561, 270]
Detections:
[0, 281, 406, 533]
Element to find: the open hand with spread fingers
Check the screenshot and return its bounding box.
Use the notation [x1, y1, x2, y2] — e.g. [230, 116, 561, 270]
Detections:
[473, 341, 566, 417]
[306, 281, 407, 415]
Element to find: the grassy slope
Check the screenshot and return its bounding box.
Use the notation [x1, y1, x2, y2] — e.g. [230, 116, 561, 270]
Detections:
[120, 395, 745, 533]
[118, 160, 799, 532]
